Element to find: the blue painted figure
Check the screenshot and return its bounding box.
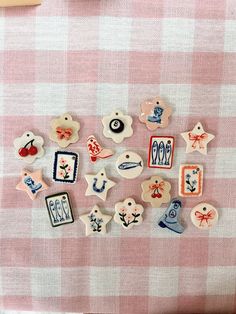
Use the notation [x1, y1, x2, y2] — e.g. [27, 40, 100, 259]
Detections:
[151, 140, 158, 165]
[24, 176, 42, 194]
[158, 141, 165, 165]
[93, 178, 107, 193]
[147, 106, 164, 124]
[164, 140, 172, 165]
[158, 199, 184, 234]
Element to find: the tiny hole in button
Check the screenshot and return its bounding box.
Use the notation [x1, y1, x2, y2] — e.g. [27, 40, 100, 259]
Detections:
[156, 101, 159, 104]
[101, 173, 104, 176]
[203, 207, 207, 211]
[198, 126, 200, 130]
[155, 180, 158, 183]
[27, 134, 30, 137]
[116, 112, 118, 115]
[65, 117, 68, 120]
[95, 210, 97, 213]
[126, 155, 129, 158]
[128, 202, 132, 206]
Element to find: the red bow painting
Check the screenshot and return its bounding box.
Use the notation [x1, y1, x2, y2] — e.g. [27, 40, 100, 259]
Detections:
[195, 210, 215, 227]
[56, 127, 73, 140]
[188, 132, 208, 149]
[149, 181, 165, 198]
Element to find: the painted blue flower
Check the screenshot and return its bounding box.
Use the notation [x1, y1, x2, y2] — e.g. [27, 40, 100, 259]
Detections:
[192, 180, 197, 185]
[186, 174, 191, 179]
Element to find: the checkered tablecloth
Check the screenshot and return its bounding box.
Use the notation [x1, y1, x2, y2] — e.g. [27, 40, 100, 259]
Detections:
[0, 0, 236, 313]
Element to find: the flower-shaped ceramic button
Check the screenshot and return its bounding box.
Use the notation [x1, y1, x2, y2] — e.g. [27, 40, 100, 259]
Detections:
[141, 175, 171, 207]
[190, 202, 218, 230]
[80, 205, 112, 236]
[14, 131, 44, 163]
[116, 151, 143, 179]
[114, 198, 144, 229]
[49, 113, 80, 148]
[181, 122, 215, 155]
[102, 110, 133, 143]
[139, 97, 172, 131]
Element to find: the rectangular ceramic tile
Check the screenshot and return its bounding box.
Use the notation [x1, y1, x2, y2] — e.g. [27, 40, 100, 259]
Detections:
[148, 136, 175, 169]
[179, 164, 203, 197]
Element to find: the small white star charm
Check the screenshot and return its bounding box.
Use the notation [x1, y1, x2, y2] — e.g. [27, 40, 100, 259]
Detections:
[84, 168, 116, 201]
[80, 205, 112, 236]
[181, 122, 215, 155]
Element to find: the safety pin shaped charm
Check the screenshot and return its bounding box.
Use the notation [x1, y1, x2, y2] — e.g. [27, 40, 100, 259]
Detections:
[148, 136, 175, 169]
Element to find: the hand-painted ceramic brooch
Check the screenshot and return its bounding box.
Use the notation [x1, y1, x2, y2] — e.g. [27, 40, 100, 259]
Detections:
[114, 198, 144, 229]
[116, 151, 143, 179]
[14, 131, 44, 163]
[45, 192, 74, 227]
[179, 164, 203, 197]
[85, 168, 116, 201]
[49, 113, 80, 148]
[190, 202, 218, 229]
[148, 136, 175, 169]
[86, 135, 114, 163]
[158, 198, 184, 234]
[139, 97, 172, 131]
[80, 205, 112, 236]
[16, 169, 48, 200]
[102, 110, 133, 143]
[53, 151, 79, 184]
[181, 122, 215, 155]
[141, 175, 171, 207]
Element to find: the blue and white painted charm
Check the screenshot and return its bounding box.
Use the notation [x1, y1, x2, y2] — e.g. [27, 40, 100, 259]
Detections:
[148, 136, 175, 169]
[158, 198, 185, 234]
[116, 151, 143, 179]
[53, 151, 79, 184]
[85, 168, 116, 201]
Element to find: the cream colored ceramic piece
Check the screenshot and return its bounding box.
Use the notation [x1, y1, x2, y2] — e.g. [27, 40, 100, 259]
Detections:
[190, 202, 218, 230]
[141, 175, 171, 207]
[116, 151, 143, 179]
[179, 164, 203, 197]
[86, 135, 114, 163]
[114, 198, 144, 229]
[80, 205, 112, 236]
[102, 110, 133, 143]
[49, 113, 80, 148]
[14, 131, 44, 164]
[181, 122, 215, 155]
[85, 168, 116, 201]
[139, 97, 172, 131]
[0, 0, 41, 7]
[16, 169, 48, 200]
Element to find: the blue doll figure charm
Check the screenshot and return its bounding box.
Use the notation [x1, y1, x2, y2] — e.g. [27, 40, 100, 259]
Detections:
[158, 198, 184, 234]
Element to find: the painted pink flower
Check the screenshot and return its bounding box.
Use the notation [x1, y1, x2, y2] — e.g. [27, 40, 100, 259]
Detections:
[58, 170, 64, 177]
[60, 158, 66, 165]
[67, 166, 72, 172]
[119, 207, 127, 213]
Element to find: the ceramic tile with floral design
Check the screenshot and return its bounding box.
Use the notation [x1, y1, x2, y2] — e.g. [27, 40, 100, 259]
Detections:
[114, 198, 144, 229]
[139, 97, 172, 131]
[179, 164, 203, 197]
[53, 151, 79, 184]
[141, 175, 171, 207]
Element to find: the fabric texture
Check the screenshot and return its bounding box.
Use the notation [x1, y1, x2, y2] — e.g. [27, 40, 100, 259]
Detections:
[0, 0, 236, 313]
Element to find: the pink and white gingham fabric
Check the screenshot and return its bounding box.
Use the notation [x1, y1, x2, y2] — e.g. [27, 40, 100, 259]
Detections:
[0, 0, 236, 313]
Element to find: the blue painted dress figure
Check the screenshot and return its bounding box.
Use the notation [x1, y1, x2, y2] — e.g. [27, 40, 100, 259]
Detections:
[147, 106, 164, 123]
[24, 176, 42, 194]
[158, 198, 184, 234]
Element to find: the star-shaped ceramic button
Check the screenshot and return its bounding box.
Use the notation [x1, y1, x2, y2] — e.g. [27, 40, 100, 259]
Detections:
[14, 131, 44, 163]
[102, 110, 133, 143]
[181, 122, 215, 155]
[80, 205, 112, 236]
[85, 168, 116, 201]
[49, 113, 80, 148]
[16, 169, 48, 200]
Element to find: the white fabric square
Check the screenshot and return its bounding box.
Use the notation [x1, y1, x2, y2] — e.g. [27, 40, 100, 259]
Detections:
[161, 18, 194, 52]
[99, 17, 131, 51]
[96, 83, 128, 115]
[36, 16, 68, 51]
[0, 83, 3, 115]
[215, 148, 236, 178]
[209, 208, 236, 238]
[149, 267, 179, 296]
[31, 268, 61, 297]
[90, 267, 120, 296]
[224, 20, 236, 52]
[35, 83, 67, 115]
[207, 266, 236, 295]
[0, 18, 4, 51]
[220, 85, 236, 117]
[2, 267, 30, 296]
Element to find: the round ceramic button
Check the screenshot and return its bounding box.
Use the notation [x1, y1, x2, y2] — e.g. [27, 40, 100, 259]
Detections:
[116, 151, 143, 179]
[190, 202, 218, 230]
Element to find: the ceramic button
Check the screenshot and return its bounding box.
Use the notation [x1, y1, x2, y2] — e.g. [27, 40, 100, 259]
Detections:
[49, 113, 80, 148]
[179, 164, 203, 197]
[80, 205, 112, 236]
[53, 151, 79, 184]
[181, 122, 215, 155]
[116, 151, 143, 179]
[114, 198, 144, 229]
[139, 97, 172, 131]
[14, 131, 44, 163]
[16, 169, 48, 200]
[141, 175, 171, 207]
[85, 168, 116, 201]
[102, 110, 133, 143]
[158, 198, 184, 234]
[191, 202, 218, 229]
[45, 192, 74, 227]
[148, 136, 175, 169]
[86, 135, 114, 163]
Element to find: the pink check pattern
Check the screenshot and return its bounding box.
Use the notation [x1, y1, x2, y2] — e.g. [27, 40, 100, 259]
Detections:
[0, 0, 236, 313]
